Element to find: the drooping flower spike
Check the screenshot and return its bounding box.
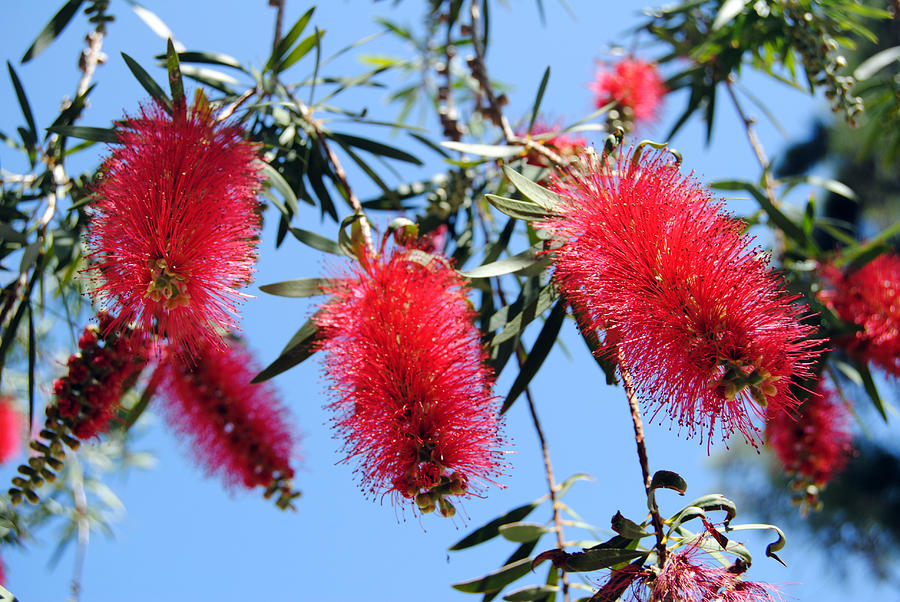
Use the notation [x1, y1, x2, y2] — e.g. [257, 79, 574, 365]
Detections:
[767, 381, 854, 495]
[315, 244, 505, 516]
[85, 97, 264, 356]
[818, 252, 900, 375]
[160, 338, 300, 509]
[539, 146, 823, 444]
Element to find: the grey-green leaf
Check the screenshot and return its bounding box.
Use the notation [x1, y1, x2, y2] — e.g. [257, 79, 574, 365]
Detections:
[259, 278, 329, 298]
[452, 558, 533, 594]
[499, 522, 551, 543]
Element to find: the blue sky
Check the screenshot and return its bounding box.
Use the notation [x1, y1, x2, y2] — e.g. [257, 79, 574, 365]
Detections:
[0, 1, 894, 601]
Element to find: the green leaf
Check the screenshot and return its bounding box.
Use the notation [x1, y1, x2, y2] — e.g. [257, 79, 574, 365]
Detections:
[121, 52, 173, 113]
[259, 162, 300, 215]
[857, 361, 888, 421]
[485, 194, 551, 222]
[452, 558, 533, 594]
[557, 473, 593, 498]
[649, 470, 688, 495]
[7, 62, 37, 144]
[491, 283, 559, 346]
[502, 298, 567, 414]
[160, 50, 245, 71]
[854, 45, 900, 80]
[460, 247, 549, 279]
[330, 132, 422, 165]
[526, 67, 551, 134]
[251, 318, 320, 383]
[166, 38, 185, 110]
[46, 125, 118, 144]
[290, 228, 345, 256]
[532, 547, 647, 573]
[277, 30, 324, 73]
[259, 278, 330, 298]
[442, 141, 525, 158]
[21, 0, 85, 63]
[450, 503, 541, 550]
[503, 585, 558, 601]
[727, 523, 787, 567]
[266, 7, 315, 72]
[502, 165, 565, 212]
[670, 494, 737, 529]
[710, 180, 807, 246]
[611, 511, 649, 539]
[499, 522, 551, 543]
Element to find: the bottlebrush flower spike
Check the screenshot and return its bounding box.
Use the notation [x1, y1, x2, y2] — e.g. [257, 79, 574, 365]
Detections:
[540, 147, 822, 444]
[818, 253, 900, 375]
[0, 396, 22, 464]
[160, 339, 300, 509]
[767, 382, 854, 491]
[315, 246, 505, 516]
[9, 315, 146, 505]
[84, 97, 264, 356]
[589, 57, 667, 126]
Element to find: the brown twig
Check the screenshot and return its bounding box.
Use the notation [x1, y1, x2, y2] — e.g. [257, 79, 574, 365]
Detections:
[724, 79, 778, 209]
[617, 347, 667, 565]
[467, 1, 565, 167]
[271, 0, 286, 55]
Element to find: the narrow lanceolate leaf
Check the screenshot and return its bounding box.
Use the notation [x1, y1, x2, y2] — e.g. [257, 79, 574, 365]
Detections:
[166, 38, 185, 109]
[532, 547, 647, 573]
[46, 125, 119, 144]
[251, 318, 321, 383]
[259, 162, 300, 215]
[712, 0, 748, 30]
[460, 247, 548, 279]
[486, 194, 552, 222]
[330, 132, 423, 165]
[450, 502, 541, 550]
[442, 141, 526, 158]
[611, 511, 649, 539]
[502, 298, 567, 414]
[649, 470, 688, 495]
[122, 52, 173, 113]
[266, 7, 316, 72]
[502, 165, 565, 213]
[277, 30, 324, 73]
[727, 523, 787, 566]
[21, 0, 85, 63]
[290, 227, 346, 256]
[503, 585, 558, 602]
[498, 522, 551, 543]
[490, 283, 558, 346]
[452, 558, 533, 594]
[160, 50, 245, 71]
[7, 62, 37, 144]
[854, 45, 900, 80]
[259, 278, 330, 298]
[526, 66, 551, 134]
[856, 361, 888, 421]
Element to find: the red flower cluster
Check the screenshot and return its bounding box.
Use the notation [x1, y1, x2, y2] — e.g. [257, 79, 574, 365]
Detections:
[589, 57, 667, 125]
[597, 539, 777, 602]
[818, 253, 900, 375]
[160, 339, 299, 509]
[0, 396, 22, 464]
[541, 148, 822, 443]
[53, 315, 145, 440]
[85, 99, 263, 356]
[522, 119, 587, 165]
[315, 247, 505, 516]
[767, 383, 853, 487]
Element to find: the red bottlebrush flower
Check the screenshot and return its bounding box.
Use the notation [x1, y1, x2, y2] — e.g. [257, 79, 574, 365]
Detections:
[315, 247, 505, 515]
[84, 99, 263, 356]
[160, 339, 299, 509]
[818, 253, 900, 375]
[0, 396, 22, 464]
[767, 382, 853, 487]
[539, 148, 822, 444]
[521, 119, 587, 165]
[589, 57, 667, 125]
[54, 318, 146, 440]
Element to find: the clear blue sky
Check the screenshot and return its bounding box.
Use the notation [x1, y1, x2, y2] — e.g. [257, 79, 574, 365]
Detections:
[0, 1, 893, 601]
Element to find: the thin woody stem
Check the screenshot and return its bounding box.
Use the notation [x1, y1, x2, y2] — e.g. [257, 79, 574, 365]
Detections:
[617, 347, 667, 565]
[271, 0, 285, 55]
[724, 79, 778, 210]
[492, 272, 569, 601]
[467, 1, 565, 167]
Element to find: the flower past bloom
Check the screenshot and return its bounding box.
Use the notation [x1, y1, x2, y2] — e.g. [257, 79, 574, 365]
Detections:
[0, 396, 22, 464]
[589, 57, 667, 125]
[53, 313, 146, 440]
[540, 148, 822, 444]
[315, 246, 505, 516]
[766, 382, 853, 489]
[160, 338, 299, 509]
[85, 98, 263, 356]
[818, 253, 900, 375]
